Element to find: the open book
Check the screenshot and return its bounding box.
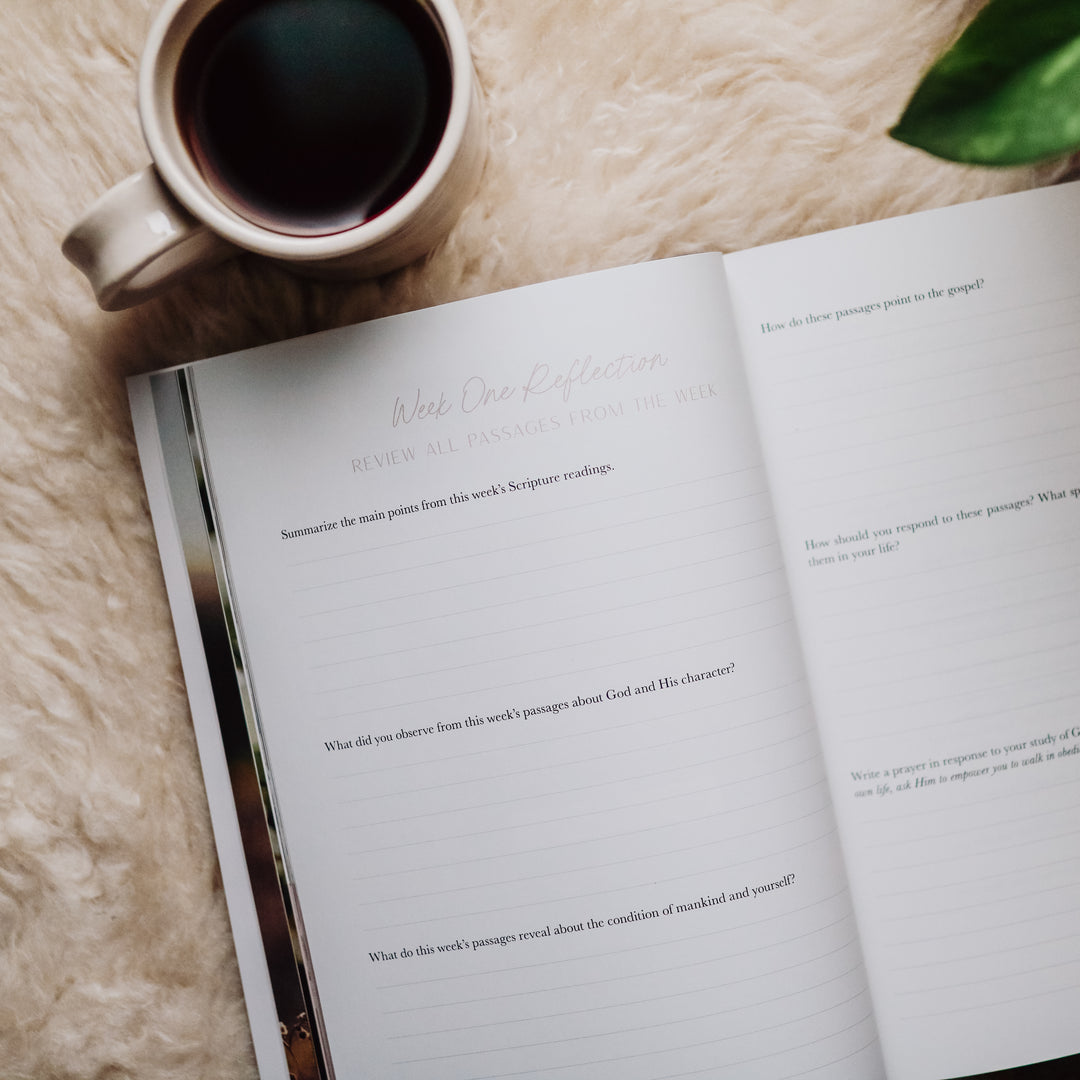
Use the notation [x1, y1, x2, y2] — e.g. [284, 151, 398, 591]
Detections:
[129, 181, 1080, 1080]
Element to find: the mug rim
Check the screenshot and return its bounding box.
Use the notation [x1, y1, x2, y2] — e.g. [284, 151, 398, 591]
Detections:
[138, 0, 474, 261]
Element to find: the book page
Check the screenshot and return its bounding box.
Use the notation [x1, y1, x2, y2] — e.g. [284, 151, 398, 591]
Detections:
[725, 182, 1080, 1080]
[157, 256, 881, 1079]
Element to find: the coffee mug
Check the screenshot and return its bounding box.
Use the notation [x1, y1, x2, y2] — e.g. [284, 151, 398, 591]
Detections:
[63, 0, 485, 310]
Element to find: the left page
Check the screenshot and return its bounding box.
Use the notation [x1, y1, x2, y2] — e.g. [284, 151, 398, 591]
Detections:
[130, 255, 881, 1079]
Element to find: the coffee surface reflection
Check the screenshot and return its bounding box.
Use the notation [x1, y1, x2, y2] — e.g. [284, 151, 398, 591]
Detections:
[176, 0, 453, 235]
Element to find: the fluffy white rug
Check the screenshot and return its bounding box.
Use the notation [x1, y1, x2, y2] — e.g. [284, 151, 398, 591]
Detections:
[0, 0, 1067, 1075]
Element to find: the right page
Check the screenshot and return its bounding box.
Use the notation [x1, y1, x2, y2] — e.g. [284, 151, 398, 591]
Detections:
[724, 181, 1080, 1080]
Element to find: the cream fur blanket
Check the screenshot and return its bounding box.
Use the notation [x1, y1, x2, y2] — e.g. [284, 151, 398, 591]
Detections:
[0, 0, 1065, 1075]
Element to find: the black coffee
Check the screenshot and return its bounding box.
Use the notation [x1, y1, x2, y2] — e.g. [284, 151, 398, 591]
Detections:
[176, 0, 452, 234]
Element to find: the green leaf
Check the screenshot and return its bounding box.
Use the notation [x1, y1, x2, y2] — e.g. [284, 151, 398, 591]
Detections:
[891, 0, 1080, 165]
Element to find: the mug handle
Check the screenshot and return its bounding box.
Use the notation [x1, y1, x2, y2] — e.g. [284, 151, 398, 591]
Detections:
[62, 166, 236, 311]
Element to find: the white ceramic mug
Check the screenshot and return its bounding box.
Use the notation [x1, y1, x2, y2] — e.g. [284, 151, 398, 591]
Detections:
[63, 0, 485, 310]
